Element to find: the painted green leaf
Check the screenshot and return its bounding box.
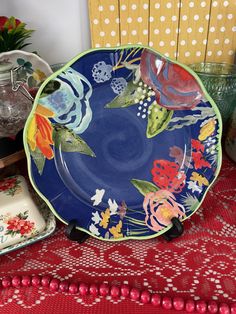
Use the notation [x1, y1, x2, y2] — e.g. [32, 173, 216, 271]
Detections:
[131, 179, 159, 196]
[53, 126, 95, 157]
[146, 102, 174, 138]
[30, 147, 45, 175]
[105, 80, 145, 108]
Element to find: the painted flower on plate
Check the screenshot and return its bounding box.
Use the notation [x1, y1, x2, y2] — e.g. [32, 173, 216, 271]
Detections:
[143, 190, 185, 232]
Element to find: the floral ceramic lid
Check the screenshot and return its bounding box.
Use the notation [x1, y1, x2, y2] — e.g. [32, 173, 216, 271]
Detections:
[23, 46, 222, 241]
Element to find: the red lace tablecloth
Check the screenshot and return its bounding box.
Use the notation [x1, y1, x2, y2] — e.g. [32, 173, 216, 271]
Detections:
[0, 157, 235, 314]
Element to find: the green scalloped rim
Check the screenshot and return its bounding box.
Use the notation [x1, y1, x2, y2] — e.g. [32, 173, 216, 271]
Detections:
[23, 45, 223, 242]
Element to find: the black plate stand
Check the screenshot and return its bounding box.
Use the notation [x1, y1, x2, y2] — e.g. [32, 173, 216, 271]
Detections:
[162, 217, 184, 241]
[65, 220, 90, 244]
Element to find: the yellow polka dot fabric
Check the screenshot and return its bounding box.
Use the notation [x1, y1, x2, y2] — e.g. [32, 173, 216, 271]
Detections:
[89, 0, 236, 63]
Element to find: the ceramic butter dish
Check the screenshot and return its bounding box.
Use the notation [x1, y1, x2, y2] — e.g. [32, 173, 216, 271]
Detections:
[0, 175, 46, 250]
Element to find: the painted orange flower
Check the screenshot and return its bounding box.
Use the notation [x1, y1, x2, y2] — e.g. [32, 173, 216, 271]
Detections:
[27, 104, 55, 159]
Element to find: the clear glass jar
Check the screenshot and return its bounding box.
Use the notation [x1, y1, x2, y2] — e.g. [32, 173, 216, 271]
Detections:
[0, 61, 32, 138]
[225, 108, 236, 162]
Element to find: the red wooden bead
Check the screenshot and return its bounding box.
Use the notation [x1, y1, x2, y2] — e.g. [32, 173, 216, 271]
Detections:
[41, 275, 51, 287]
[219, 303, 230, 314]
[12, 275, 21, 288]
[31, 275, 41, 287]
[79, 282, 89, 296]
[68, 283, 78, 294]
[99, 283, 110, 296]
[130, 288, 140, 301]
[185, 299, 195, 313]
[151, 293, 161, 306]
[231, 303, 236, 314]
[173, 297, 185, 311]
[162, 296, 172, 310]
[208, 301, 218, 313]
[110, 285, 120, 298]
[49, 278, 60, 292]
[140, 290, 151, 304]
[59, 280, 69, 292]
[21, 275, 31, 287]
[120, 284, 130, 297]
[2, 276, 12, 289]
[89, 283, 99, 296]
[196, 300, 207, 313]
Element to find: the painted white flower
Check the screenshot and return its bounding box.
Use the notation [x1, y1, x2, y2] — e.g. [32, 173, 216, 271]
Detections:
[108, 198, 118, 215]
[187, 181, 202, 193]
[91, 211, 101, 225]
[89, 223, 100, 236]
[122, 62, 141, 84]
[91, 189, 105, 206]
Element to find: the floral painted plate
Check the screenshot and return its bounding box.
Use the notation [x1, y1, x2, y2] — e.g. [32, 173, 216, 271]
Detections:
[0, 50, 52, 96]
[23, 46, 222, 241]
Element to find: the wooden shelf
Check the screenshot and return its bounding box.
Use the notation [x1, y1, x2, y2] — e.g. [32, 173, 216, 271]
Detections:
[0, 150, 25, 169]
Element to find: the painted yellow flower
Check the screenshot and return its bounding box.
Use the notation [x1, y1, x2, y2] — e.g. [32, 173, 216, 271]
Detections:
[198, 119, 216, 141]
[100, 208, 110, 229]
[27, 104, 55, 159]
[109, 220, 123, 239]
[32, 69, 47, 82]
[190, 172, 209, 187]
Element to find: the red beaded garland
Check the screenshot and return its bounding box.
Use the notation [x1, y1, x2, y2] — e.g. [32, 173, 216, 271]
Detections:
[2, 276, 12, 289]
[196, 300, 207, 313]
[219, 303, 230, 314]
[12, 275, 21, 288]
[162, 296, 172, 310]
[208, 301, 218, 313]
[31, 275, 41, 287]
[151, 293, 161, 306]
[59, 280, 69, 292]
[79, 282, 89, 296]
[110, 285, 120, 298]
[99, 283, 110, 296]
[120, 284, 130, 297]
[173, 297, 185, 311]
[130, 288, 140, 301]
[68, 282, 78, 294]
[89, 283, 99, 296]
[140, 290, 151, 304]
[49, 278, 60, 292]
[21, 275, 31, 287]
[41, 275, 51, 287]
[185, 299, 195, 312]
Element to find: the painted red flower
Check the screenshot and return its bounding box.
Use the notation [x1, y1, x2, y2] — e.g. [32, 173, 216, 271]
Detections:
[192, 151, 211, 169]
[0, 16, 21, 31]
[0, 177, 17, 191]
[151, 160, 186, 193]
[19, 220, 35, 235]
[6, 217, 22, 231]
[191, 139, 204, 152]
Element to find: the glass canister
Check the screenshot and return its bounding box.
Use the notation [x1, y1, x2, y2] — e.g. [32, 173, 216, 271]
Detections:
[225, 108, 236, 162]
[0, 61, 33, 138]
[189, 63, 236, 125]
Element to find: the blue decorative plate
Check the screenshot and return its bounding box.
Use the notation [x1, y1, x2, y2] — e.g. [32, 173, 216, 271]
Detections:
[23, 46, 222, 241]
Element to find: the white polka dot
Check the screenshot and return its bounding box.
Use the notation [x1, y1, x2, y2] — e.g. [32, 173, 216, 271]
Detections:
[106, 43, 111, 47]
[159, 41, 165, 47]
[143, 3, 149, 9]
[180, 40, 186, 46]
[105, 18, 110, 24]
[95, 43, 100, 48]
[203, 39, 207, 45]
[131, 4, 137, 10]
[98, 5, 103, 11]
[109, 5, 115, 11]
[149, 41, 153, 47]
[116, 42, 120, 46]
[131, 30, 137, 36]
[185, 51, 191, 57]
[194, 15, 199, 21]
[170, 40, 175, 46]
[224, 38, 230, 44]
[166, 2, 172, 8]
[116, 18, 120, 24]
[127, 17, 132, 23]
[212, 1, 218, 6]
[223, 1, 229, 7]
[214, 39, 219, 44]
[154, 29, 159, 34]
[217, 14, 223, 20]
[177, 2, 182, 8]
[220, 26, 225, 32]
[164, 52, 170, 57]
[201, 1, 206, 7]
[100, 31, 105, 37]
[174, 52, 179, 57]
[227, 14, 233, 20]
[121, 30, 127, 36]
[187, 27, 192, 33]
[228, 50, 234, 55]
[199, 27, 204, 33]
[207, 51, 212, 56]
[149, 16, 154, 22]
[196, 51, 201, 57]
[160, 16, 166, 22]
[111, 31, 116, 37]
[232, 26, 236, 32]
[155, 3, 160, 9]
[165, 28, 171, 34]
[210, 27, 215, 32]
[137, 16, 142, 23]
[192, 39, 197, 45]
[189, 2, 194, 7]
[121, 4, 126, 10]
[143, 29, 148, 35]
[217, 50, 222, 56]
[182, 15, 188, 21]
[176, 28, 180, 34]
[93, 19, 99, 25]
[172, 16, 177, 21]
[205, 14, 210, 20]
